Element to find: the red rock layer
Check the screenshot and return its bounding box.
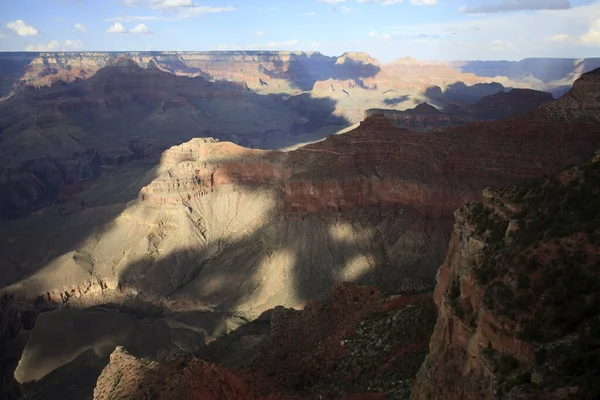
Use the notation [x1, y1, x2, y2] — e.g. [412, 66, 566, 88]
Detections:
[282, 89, 600, 217]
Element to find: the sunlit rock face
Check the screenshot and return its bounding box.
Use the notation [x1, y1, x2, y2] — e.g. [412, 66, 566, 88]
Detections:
[2, 52, 598, 220]
[0, 57, 349, 219]
[3, 68, 600, 324]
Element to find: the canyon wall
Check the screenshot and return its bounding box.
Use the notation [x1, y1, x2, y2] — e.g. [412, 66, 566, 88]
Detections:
[414, 151, 600, 399]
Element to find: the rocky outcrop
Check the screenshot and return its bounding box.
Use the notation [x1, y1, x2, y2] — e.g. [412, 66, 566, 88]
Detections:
[413, 152, 600, 399]
[91, 284, 435, 400]
[412, 207, 532, 399]
[139, 139, 289, 205]
[94, 347, 259, 400]
[535, 67, 600, 123]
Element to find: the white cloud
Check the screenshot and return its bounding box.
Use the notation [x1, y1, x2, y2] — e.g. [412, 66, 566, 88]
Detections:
[256, 30, 264, 36]
[580, 19, 600, 45]
[26, 39, 82, 51]
[369, 30, 392, 40]
[26, 40, 59, 51]
[545, 19, 600, 46]
[249, 39, 298, 49]
[358, 0, 436, 5]
[106, 22, 152, 34]
[130, 23, 152, 33]
[107, 22, 128, 33]
[318, 0, 347, 3]
[377, 1, 600, 60]
[341, 6, 353, 12]
[491, 39, 513, 49]
[64, 39, 83, 49]
[6, 20, 39, 36]
[74, 23, 87, 32]
[149, 0, 193, 9]
[303, 11, 318, 15]
[547, 33, 573, 42]
[460, 0, 571, 13]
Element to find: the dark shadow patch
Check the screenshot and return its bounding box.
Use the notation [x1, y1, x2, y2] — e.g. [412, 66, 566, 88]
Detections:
[258, 52, 381, 91]
[383, 95, 410, 106]
[459, 58, 600, 83]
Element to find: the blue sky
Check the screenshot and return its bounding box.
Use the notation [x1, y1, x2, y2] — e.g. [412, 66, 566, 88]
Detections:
[1, 0, 599, 61]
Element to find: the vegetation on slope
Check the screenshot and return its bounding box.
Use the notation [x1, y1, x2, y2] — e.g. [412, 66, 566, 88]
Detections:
[464, 152, 600, 398]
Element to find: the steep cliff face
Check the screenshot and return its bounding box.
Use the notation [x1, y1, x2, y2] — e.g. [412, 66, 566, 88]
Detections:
[94, 347, 260, 400]
[535, 67, 600, 123]
[414, 152, 600, 399]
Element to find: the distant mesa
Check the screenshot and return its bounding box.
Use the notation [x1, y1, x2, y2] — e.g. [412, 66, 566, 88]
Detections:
[105, 55, 142, 70]
[364, 85, 553, 131]
[146, 58, 160, 70]
[406, 102, 440, 115]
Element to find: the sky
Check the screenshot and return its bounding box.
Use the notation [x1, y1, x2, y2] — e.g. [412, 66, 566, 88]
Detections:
[0, 0, 599, 62]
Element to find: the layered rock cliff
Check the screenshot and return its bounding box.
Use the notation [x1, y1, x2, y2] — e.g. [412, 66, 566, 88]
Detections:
[3, 68, 600, 313]
[1, 53, 588, 219]
[2, 65, 600, 400]
[0, 57, 346, 218]
[413, 151, 600, 399]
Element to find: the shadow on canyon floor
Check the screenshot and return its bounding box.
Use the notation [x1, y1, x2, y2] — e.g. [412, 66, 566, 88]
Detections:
[459, 58, 600, 83]
[422, 81, 507, 107]
[0, 67, 352, 218]
[260, 52, 381, 91]
[383, 95, 410, 106]
[0, 52, 39, 98]
[15, 305, 235, 400]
